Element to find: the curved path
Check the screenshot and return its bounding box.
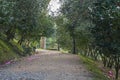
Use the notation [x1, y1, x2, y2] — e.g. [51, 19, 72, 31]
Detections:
[0, 50, 93, 80]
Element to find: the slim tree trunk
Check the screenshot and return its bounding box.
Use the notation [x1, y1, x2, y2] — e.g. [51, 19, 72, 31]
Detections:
[115, 57, 119, 80]
[58, 43, 60, 51]
[72, 36, 76, 54]
[115, 66, 119, 80]
[18, 36, 24, 45]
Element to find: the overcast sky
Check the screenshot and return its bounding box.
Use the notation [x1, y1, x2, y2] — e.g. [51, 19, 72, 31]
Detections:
[48, 0, 61, 16]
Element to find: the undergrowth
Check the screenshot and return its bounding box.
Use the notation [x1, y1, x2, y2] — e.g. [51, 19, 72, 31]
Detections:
[79, 55, 109, 80]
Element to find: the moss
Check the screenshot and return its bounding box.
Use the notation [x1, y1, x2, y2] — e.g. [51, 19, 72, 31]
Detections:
[79, 55, 109, 80]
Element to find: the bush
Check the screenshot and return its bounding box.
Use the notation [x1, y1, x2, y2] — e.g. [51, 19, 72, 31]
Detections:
[22, 46, 32, 56]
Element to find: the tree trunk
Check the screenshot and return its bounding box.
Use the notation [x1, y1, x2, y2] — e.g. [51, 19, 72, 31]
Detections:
[115, 66, 119, 80]
[103, 56, 107, 67]
[115, 57, 120, 80]
[58, 43, 60, 51]
[6, 29, 11, 41]
[6, 27, 15, 41]
[107, 57, 113, 69]
[72, 36, 76, 54]
[18, 36, 24, 45]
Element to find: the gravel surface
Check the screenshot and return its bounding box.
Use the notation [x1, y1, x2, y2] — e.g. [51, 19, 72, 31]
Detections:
[0, 50, 93, 80]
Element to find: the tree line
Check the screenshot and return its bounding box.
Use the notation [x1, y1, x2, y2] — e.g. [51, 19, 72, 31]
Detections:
[0, 0, 54, 55]
[54, 0, 120, 79]
[0, 0, 120, 79]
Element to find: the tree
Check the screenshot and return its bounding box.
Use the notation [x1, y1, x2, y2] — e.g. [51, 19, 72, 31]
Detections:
[0, 0, 16, 38]
[0, 0, 54, 55]
[89, 0, 120, 79]
[59, 0, 93, 54]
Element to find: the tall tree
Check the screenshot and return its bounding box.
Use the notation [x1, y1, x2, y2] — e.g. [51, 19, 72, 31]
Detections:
[89, 0, 120, 79]
[60, 0, 93, 54]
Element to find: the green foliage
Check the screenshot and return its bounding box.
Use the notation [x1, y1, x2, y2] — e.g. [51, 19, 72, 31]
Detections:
[89, 0, 120, 79]
[46, 37, 57, 49]
[0, 0, 54, 63]
[37, 14, 54, 38]
[90, 0, 120, 55]
[0, 38, 20, 64]
[22, 46, 32, 56]
[0, 0, 53, 42]
[55, 0, 94, 53]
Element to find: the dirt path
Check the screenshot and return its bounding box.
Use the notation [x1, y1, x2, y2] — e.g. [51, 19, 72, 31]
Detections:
[0, 50, 93, 80]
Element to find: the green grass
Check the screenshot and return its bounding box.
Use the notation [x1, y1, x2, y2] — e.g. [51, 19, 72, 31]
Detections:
[12, 39, 23, 52]
[60, 49, 69, 54]
[0, 38, 23, 64]
[79, 55, 109, 80]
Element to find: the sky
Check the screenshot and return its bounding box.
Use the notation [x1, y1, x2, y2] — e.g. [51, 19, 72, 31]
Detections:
[48, 0, 61, 16]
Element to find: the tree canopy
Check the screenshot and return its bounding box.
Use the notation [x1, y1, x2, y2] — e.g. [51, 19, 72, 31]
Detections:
[1, 0, 120, 79]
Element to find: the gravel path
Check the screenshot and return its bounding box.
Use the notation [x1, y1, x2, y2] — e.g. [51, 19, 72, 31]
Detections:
[0, 50, 93, 80]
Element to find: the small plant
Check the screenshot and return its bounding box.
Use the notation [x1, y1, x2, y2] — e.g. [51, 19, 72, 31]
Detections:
[22, 46, 32, 56]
